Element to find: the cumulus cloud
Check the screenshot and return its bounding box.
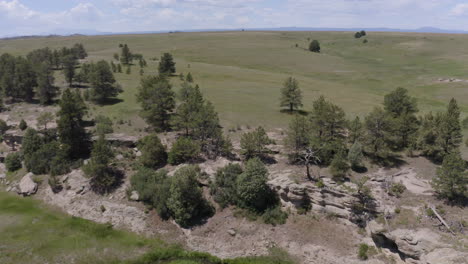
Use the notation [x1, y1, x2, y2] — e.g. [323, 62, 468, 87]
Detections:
[1, 0, 468, 36]
[451, 3, 468, 16]
[0, 0, 37, 20]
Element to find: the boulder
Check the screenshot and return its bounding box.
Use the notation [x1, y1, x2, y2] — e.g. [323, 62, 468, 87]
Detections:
[227, 228, 236, 236]
[130, 190, 139, 201]
[17, 173, 38, 196]
[371, 228, 448, 261]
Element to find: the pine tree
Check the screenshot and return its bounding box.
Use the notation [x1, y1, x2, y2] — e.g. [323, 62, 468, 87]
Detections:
[172, 83, 204, 136]
[236, 158, 272, 212]
[137, 76, 175, 130]
[37, 112, 54, 130]
[348, 116, 363, 143]
[62, 55, 77, 87]
[309, 40, 321, 53]
[84, 134, 116, 194]
[57, 89, 88, 159]
[383, 87, 419, 150]
[438, 98, 463, 157]
[37, 63, 56, 105]
[117, 64, 122, 73]
[308, 96, 347, 164]
[19, 119, 27, 130]
[89, 60, 119, 103]
[158, 53, 176, 75]
[284, 115, 312, 161]
[330, 148, 350, 181]
[432, 152, 467, 201]
[240, 126, 274, 160]
[186, 72, 193, 82]
[348, 141, 364, 170]
[280, 77, 303, 112]
[364, 107, 392, 159]
[120, 44, 132, 65]
[138, 134, 167, 169]
[167, 166, 213, 227]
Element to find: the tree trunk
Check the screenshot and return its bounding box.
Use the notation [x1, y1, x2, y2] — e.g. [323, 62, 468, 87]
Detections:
[306, 163, 312, 180]
[290, 103, 293, 112]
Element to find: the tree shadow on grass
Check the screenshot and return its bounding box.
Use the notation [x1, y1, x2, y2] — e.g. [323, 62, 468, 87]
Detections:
[94, 97, 124, 106]
[280, 109, 309, 116]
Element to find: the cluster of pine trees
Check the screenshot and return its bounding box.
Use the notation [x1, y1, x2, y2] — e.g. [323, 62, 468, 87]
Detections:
[0, 43, 87, 105]
[282, 78, 466, 201]
[137, 75, 232, 159]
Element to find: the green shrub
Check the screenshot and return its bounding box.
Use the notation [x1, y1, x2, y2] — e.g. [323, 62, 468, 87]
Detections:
[316, 179, 325, 188]
[389, 182, 406, 197]
[138, 134, 167, 169]
[167, 166, 214, 227]
[309, 40, 320, 52]
[19, 119, 27, 131]
[5, 152, 22, 172]
[348, 141, 364, 170]
[211, 163, 243, 208]
[330, 149, 350, 181]
[262, 206, 288, 226]
[130, 167, 171, 219]
[240, 126, 274, 160]
[0, 119, 8, 134]
[48, 175, 63, 193]
[168, 137, 200, 165]
[236, 158, 276, 212]
[95, 115, 113, 135]
[357, 243, 369, 260]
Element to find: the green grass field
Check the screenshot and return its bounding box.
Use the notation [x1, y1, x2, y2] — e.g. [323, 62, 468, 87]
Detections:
[0, 191, 294, 264]
[1, 31, 467, 129]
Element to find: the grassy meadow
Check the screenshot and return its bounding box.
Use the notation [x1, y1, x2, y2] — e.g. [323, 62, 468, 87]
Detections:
[0, 191, 295, 264]
[0, 31, 467, 151]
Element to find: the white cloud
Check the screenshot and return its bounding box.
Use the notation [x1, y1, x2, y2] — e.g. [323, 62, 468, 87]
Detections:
[451, 3, 468, 16]
[0, 0, 37, 20]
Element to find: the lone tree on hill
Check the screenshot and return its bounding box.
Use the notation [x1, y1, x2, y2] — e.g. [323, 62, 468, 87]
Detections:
[158, 53, 176, 75]
[137, 75, 175, 131]
[89, 60, 120, 103]
[280, 77, 303, 112]
[120, 44, 132, 65]
[309, 40, 321, 53]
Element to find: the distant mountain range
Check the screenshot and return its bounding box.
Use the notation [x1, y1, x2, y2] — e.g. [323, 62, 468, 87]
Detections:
[2, 26, 468, 39]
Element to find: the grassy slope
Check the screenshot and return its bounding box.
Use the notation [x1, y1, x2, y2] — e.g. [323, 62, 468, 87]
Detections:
[0, 31, 466, 153]
[0, 191, 294, 264]
[1, 31, 467, 128]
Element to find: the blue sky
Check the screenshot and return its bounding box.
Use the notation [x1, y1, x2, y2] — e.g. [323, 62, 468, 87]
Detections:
[1, 0, 468, 36]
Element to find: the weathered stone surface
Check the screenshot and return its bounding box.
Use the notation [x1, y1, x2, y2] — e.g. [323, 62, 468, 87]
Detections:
[130, 190, 139, 201]
[425, 248, 468, 264]
[0, 163, 6, 179]
[227, 229, 236, 236]
[268, 176, 357, 219]
[17, 173, 38, 196]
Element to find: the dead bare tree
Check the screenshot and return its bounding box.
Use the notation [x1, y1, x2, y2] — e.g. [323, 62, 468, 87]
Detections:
[301, 147, 321, 180]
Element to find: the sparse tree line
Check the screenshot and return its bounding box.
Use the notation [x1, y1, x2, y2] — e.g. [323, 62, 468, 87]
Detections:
[0, 43, 125, 106]
[280, 77, 466, 202]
